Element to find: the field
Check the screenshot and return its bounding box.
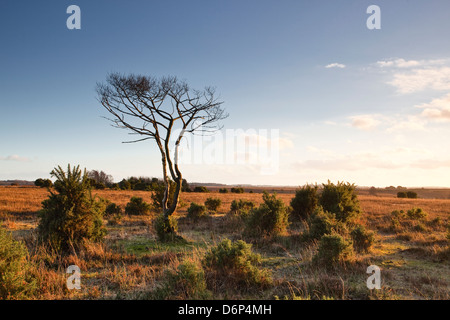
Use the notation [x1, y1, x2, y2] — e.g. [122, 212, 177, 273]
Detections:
[1, 186, 449, 300]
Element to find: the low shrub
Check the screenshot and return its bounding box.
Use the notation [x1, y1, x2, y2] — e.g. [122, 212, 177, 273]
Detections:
[153, 260, 211, 299]
[306, 207, 337, 240]
[219, 188, 228, 193]
[125, 197, 151, 215]
[406, 208, 427, 220]
[204, 198, 222, 212]
[0, 227, 37, 299]
[350, 225, 375, 253]
[397, 192, 407, 198]
[231, 187, 245, 194]
[154, 214, 179, 242]
[193, 186, 209, 193]
[105, 202, 122, 217]
[244, 192, 290, 237]
[202, 239, 272, 290]
[187, 202, 208, 221]
[290, 184, 318, 220]
[229, 199, 255, 216]
[313, 233, 353, 265]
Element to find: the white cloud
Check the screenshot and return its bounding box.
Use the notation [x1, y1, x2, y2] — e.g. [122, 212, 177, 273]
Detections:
[417, 93, 450, 122]
[350, 114, 382, 131]
[325, 63, 346, 69]
[0, 155, 30, 162]
[388, 67, 450, 94]
[376, 58, 444, 69]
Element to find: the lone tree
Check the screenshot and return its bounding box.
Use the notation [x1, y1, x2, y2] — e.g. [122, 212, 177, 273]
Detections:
[97, 73, 227, 239]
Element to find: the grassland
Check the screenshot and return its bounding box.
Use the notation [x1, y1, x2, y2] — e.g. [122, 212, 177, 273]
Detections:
[0, 186, 449, 300]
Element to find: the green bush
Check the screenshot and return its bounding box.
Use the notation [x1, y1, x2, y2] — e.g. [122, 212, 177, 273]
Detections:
[151, 180, 176, 211]
[230, 199, 255, 216]
[219, 188, 228, 193]
[37, 165, 107, 252]
[154, 214, 179, 242]
[406, 191, 418, 199]
[306, 207, 337, 240]
[193, 186, 209, 193]
[397, 192, 407, 198]
[186, 202, 208, 221]
[231, 187, 245, 194]
[319, 181, 361, 222]
[202, 239, 272, 289]
[105, 202, 122, 216]
[204, 198, 222, 212]
[244, 192, 290, 237]
[406, 208, 427, 220]
[153, 260, 210, 299]
[34, 178, 53, 188]
[0, 227, 37, 300]
[350, 225, 375, 253]
[125, 197, 151, 215]
[313, 234, 353, 265]
[290, 184, 319, 220]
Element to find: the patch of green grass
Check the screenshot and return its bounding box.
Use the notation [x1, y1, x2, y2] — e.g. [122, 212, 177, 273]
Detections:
[117, 237, 206, 256]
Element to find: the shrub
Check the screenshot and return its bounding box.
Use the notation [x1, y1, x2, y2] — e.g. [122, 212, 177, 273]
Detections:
[313, 234, 353, 265]
[204, 198, 222, 212]
[406, 191, 418, 199]
[244, 192, 289, 237]
[153, 260, 210, 299]
[406, 208, 427, 220]
[154, 214, 179, 242]
[151, 180, 176, 211]
[105, 202, 122, 216]
[37, 165, 107, 252]
[305, 207, 336, 240]
[290, 184, 319, 220]
[202, 239, 272, 289]
[0, 227, 37, 299]
[125, 197, 151, 215]
[397, 192, 407, 198]
[35, 178, 53, 188]
[219, 188, 228, 193]
[231, 187, 245, 194]
[319, 181, 361, 222]
[193, 186, 209, 193]
[186, 202, 208, 221]
[230, 199, 255, 216]
[350, 225, 375, 253]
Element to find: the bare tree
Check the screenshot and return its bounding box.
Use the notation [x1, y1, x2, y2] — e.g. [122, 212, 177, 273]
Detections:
[88, 170, 114, 186]
[96, 73, 227, 237]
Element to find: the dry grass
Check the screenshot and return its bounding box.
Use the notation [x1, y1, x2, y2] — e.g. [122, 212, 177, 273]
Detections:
[0, 186, 448, 300]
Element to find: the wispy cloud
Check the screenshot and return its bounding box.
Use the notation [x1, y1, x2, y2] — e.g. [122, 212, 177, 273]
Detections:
[376, 58, 445, 69]
[350, 114, 382, 131]
[325, 63, 346, 69]
[0, 155, 30, 162]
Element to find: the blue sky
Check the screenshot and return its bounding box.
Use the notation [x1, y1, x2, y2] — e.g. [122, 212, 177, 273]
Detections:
[1, 0, 450, 187]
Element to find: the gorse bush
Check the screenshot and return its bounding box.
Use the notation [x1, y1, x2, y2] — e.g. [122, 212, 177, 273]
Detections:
[290, 184, 319, 220]
[306, 207, 337, 240]
[406, 208, 427, 220]
[37, 165, 107, 252]
[319, 181, 361, 222]
[154, 214, 179, 242]
[151, 180, 176, 211]
[186, 202, 208, 221]
[350, 225, 375, 253]
[244, 192, 290, 237]
[231, 187, 245, 194]
[193, 186, 209, 193]
[105, 202, 122, 216]
[230, 199, 255, 216]
[0, 227, 37, 300]
[202, 239, 272, 290]
[204, 198, 222, 212]
[125, 197, 151, 215]
[219, 188, 228, 193]
[313, 233, 353, 265]
[153, 260, 211, 299]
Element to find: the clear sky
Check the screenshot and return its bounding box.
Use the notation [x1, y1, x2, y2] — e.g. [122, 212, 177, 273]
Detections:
[1, 0, 450, 187]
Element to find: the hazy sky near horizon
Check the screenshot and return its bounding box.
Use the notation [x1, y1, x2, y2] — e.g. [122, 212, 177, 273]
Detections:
[1, 0, 450, 187]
